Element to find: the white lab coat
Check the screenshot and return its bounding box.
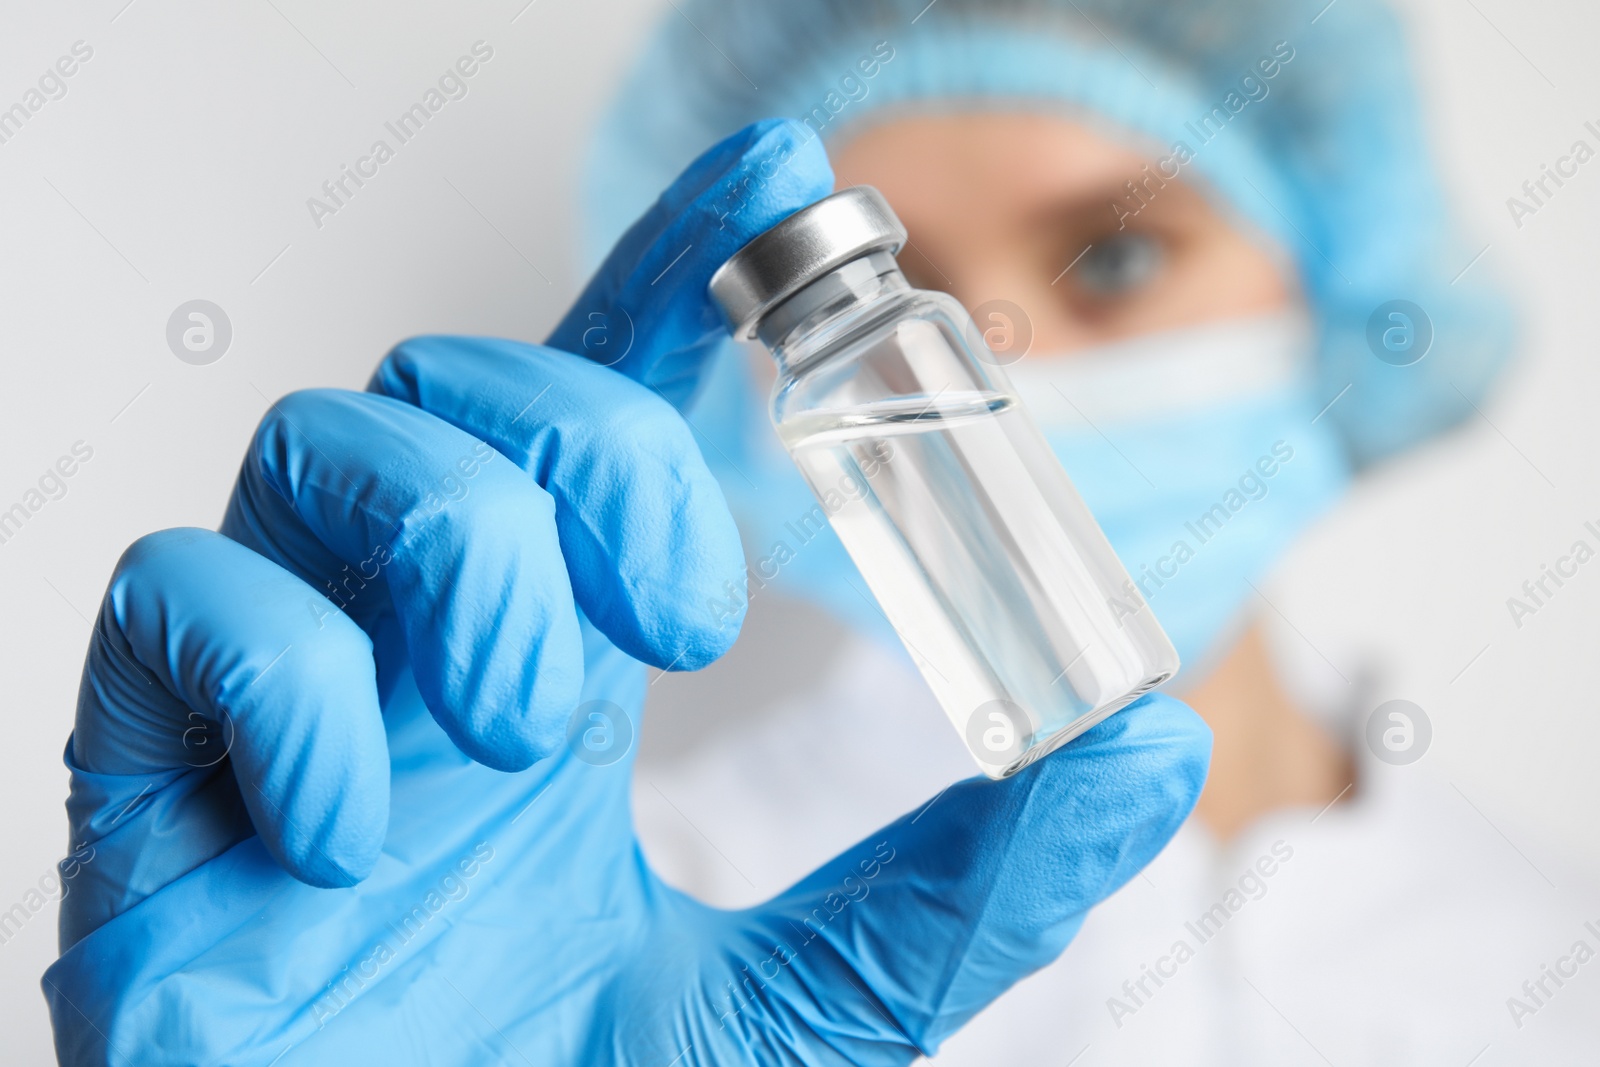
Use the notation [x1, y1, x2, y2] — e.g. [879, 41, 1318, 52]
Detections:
[634, 596, 1600, 1064]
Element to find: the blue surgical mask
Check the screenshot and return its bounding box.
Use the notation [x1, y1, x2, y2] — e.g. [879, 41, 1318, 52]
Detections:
[1004, 310, 1352, 677]
[694, 310, 1352, 679]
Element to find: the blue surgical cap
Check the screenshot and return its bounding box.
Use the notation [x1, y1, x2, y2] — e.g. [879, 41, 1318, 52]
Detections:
[581, 0, 1515, 466]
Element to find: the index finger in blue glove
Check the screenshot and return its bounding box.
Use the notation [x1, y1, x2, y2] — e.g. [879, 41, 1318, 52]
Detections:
[735, 693, 1211, 1059]
[547, 117, 834, 408]
[222, 388, 584, 771]
[370, 336, 745, 669]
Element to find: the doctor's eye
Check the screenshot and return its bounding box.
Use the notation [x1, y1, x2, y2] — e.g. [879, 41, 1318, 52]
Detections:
[1073, 232, 1165, 297]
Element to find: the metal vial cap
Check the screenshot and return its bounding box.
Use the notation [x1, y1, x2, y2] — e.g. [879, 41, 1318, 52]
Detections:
[708, 186, 907, 340]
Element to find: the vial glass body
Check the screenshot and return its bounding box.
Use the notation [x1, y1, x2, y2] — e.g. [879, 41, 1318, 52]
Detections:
[766, 265, 1180, 778]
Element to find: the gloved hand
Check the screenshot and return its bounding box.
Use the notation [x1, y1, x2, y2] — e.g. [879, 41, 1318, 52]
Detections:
[44, 119, 1211, 1066]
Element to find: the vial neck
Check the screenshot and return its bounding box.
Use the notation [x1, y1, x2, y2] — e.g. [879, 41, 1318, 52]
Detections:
[760, 251, 909, 370]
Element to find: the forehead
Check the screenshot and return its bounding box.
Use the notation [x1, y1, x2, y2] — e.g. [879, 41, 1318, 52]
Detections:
[829, 110, 1160, 213]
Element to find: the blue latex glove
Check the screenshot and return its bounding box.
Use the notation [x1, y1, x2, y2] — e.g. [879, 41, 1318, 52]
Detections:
[44, 119, 1210, 1066]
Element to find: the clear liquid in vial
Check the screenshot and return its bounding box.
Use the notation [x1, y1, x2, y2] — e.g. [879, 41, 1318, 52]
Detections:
[780, 389, 1173, 777]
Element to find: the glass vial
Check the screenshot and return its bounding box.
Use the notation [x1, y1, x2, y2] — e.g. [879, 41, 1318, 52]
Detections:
[709, 188, 1179, 778]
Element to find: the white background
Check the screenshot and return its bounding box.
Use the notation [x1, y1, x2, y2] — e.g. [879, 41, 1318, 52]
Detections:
[2, 0, 1597, 1059]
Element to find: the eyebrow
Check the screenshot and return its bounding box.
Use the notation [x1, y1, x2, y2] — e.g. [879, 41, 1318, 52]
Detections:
[1028, 171, 1204, 235]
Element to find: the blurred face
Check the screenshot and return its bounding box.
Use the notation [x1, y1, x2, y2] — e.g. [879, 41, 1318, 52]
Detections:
[829, 111, 1297, 356]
